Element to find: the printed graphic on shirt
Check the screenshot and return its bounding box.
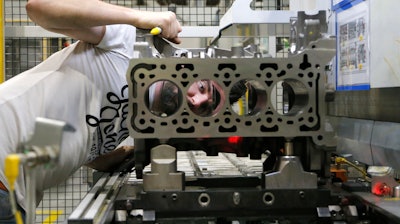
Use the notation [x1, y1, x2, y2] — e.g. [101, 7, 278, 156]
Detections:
[86, 85, 129, 161]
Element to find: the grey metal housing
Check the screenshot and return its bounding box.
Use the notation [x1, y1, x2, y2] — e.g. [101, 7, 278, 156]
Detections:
[127, 37, 336, 147]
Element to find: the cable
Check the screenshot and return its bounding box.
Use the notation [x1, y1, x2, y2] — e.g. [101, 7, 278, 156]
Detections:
[335, 156, 371, 181]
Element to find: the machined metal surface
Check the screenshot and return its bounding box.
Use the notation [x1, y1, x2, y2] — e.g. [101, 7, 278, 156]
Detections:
[218, 0, 297, 28]
[353, 192, 400, 223]
[127, 151, 266, 184]
[69, 150, 400, 223]
[335, 117, 400, 172]
[143, 145, 185, 191]
[371, 121, 400, 171]
[335, 117, 375, 165]
[22, 117, 72, 165]
[68, 172, 126, 224]
[289, 10, 328, 55]
[328, 87, 400, 123]
[264, 156, 317, 189]
[127, 37, 336, 146]
[116, 187, 331, 220]
[114, 150, 332, 223]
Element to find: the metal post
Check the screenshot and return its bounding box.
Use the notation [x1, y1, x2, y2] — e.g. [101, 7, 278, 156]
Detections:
[0, 0, 4, 83]
[25, 167, 37, 224]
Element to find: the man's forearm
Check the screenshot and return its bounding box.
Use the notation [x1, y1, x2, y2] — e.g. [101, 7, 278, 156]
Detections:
[26, 0, 182, 44]
[26, 0, 135, 43]
[26, 0, 135, 29]
[85, 145, 134, 172]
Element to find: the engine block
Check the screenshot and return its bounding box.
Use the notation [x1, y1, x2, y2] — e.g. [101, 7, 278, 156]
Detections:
[127, 37, 335, 146]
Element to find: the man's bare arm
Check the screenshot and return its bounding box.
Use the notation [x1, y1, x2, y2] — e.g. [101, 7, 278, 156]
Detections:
[26, 0, 182, 44]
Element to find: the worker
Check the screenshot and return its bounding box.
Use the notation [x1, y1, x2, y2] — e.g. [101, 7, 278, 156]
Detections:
[0, 0, 181, 222]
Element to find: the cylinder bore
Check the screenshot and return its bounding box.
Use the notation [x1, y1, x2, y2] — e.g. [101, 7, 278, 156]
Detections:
[230, 79, 267, 116]
[146, 80, 183, 117]
[187, 79, 225, 117]
[271, 79, 309, 115]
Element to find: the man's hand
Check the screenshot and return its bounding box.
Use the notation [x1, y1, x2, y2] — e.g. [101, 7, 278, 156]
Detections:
[133, 10, 182, 44]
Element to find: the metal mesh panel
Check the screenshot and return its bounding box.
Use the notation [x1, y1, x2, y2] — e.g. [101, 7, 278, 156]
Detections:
[4, 0, 32, 26]
[3, 0, 289, 223]
[4, 0, 290, 80]
[4, 38, 72, 80]
[35, 168, 92, 224]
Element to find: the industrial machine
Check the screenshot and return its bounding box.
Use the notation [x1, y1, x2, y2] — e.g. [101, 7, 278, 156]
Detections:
[67, 1, 400, 223]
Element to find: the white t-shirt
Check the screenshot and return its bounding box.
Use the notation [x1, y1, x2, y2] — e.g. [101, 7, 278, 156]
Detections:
[0, 24, 136, 209]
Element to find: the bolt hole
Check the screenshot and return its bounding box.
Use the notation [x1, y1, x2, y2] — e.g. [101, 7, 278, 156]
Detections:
[262, 192, 275, 206]
[198, 193, 211, 207]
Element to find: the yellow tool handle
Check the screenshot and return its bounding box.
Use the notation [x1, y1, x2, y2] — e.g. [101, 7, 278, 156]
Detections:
[150, 27, 162, 35]
[5, 154, 20, 191]
[4, 154, 24, 224]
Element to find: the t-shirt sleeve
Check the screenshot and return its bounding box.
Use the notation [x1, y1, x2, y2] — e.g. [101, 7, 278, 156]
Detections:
[96, 24, 136, 59]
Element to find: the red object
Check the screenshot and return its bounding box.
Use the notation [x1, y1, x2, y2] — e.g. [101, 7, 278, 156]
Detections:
[0, 180, 8, 192]
[372, 182, 391, 196]
[227, 136, 242, 144]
